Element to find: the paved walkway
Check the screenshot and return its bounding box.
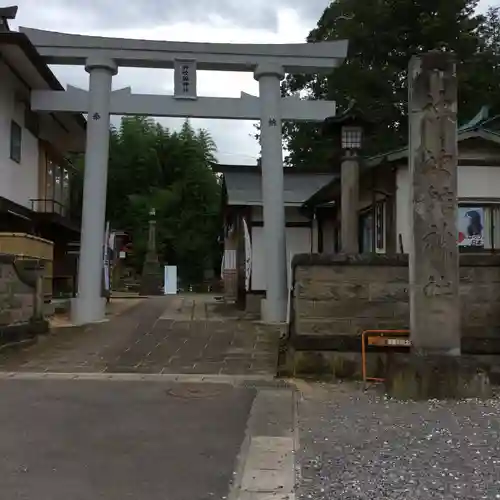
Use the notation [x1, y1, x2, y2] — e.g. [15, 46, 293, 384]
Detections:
[0, 295, 280, 376]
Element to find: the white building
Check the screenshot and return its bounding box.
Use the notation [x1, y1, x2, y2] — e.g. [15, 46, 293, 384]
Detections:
[304, 111, 500, 255]
[0, 28, 86, 294]
[220, 165, 336, 312]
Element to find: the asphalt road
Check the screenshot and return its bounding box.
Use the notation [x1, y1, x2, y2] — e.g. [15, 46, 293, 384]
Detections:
[0, 379, 256, 500]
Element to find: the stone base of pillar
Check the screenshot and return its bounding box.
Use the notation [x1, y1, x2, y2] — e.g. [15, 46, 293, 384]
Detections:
[139, 260, 163, 296]
[385, 354, 491, 400]
[70, 296, 106, 325]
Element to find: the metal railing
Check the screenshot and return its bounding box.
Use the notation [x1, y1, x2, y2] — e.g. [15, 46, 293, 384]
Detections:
[30, 198, 69, 217]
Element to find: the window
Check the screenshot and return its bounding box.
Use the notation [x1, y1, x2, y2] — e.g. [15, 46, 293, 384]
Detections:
[358, 202, 386, 253]
[359, 211, 374, 253]
[10, 121, 22, 163]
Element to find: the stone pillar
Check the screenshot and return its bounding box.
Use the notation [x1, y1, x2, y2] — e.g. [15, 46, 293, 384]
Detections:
[385, 51, 491, 400]
[72, 57, 117, 325]
[140, 209, 163, 296]
[254, 64, 287, 323]
[408, 52, 460, 356]
[146, 214, 158, 261]
[341, 152, 360, 253]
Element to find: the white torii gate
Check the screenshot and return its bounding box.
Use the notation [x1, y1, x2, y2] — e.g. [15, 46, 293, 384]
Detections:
[21, 27, 348, 325]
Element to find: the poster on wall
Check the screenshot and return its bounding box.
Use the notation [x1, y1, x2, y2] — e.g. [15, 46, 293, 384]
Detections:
[457, 207, 484, 248]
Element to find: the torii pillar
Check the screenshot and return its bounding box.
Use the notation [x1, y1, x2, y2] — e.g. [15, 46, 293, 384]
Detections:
[72, 57, 117, 325]
[255, 64, 287, 323]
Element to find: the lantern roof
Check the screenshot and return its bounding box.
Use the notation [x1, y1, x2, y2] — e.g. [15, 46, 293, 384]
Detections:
[323, 99, 374, 133]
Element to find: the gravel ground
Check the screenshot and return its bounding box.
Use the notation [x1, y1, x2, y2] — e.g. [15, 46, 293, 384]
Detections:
[297, 382, 500, 500]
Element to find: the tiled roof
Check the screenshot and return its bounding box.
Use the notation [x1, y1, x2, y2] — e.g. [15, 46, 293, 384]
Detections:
[223, 168, 336, 206]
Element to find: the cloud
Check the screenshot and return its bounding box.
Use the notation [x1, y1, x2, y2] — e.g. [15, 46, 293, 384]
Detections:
[11, 0, 330, 32]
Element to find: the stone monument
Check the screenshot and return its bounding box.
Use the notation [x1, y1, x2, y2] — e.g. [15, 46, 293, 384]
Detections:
[385, 51, 490, 399]
[139, 208, 163, 296]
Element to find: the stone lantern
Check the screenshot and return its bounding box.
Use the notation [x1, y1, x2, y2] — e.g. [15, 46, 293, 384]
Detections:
[324, 99, 372, 253]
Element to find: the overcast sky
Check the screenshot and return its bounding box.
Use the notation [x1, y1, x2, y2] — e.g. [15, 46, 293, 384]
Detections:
[10, 0, 496, 165]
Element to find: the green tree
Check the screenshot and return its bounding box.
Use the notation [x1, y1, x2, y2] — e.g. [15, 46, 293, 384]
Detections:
[96, 116, 222, 284]
[281, 0, 500, 168]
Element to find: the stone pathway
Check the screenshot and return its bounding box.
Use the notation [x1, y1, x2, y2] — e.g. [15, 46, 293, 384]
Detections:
[0, 295, 280, 376]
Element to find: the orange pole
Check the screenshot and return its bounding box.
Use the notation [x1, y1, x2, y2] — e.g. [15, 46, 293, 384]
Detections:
[361, 330, 367, 384]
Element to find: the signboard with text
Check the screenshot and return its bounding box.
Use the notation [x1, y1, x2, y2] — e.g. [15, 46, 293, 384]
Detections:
[174, 59, 197, 99]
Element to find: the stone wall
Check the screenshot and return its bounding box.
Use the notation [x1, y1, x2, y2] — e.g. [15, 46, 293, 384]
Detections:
[0, 256, 34, 325]
[292, 254, 500, 340]
[293, 254, 409, 338]
[285, 254, 500, 376]
[0, 254, 48, 348]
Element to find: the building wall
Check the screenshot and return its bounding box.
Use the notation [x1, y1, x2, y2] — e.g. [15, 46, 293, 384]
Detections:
[458, 165, 500, 199]
[396, 164, 500, 253]
[250, 206, 312, 291]
[0, 60, 39, 209]
[251, 225, 312, 291]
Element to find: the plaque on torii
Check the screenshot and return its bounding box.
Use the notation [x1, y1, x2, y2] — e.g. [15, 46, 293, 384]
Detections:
[174, 59, 197, 100]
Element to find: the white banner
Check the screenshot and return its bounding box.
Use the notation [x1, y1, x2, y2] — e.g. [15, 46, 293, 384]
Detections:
[103, 221, 110, 292]
[243, 218, 252, 291]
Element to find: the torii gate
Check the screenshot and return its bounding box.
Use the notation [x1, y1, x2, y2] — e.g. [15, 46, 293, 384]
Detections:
[21, 27, 348, 325]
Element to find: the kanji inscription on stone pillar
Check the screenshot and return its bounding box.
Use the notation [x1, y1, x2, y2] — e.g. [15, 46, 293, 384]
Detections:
[408, 51, 460, 356]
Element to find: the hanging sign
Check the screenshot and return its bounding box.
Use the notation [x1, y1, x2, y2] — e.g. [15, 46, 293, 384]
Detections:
[174, 59, 197, 100]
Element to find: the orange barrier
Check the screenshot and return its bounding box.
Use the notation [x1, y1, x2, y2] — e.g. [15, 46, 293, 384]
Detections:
[361, 329, 410, 385]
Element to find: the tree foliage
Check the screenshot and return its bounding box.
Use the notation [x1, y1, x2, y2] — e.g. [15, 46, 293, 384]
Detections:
[281, 1, 500, 168]
[72, 117, 222, 285]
